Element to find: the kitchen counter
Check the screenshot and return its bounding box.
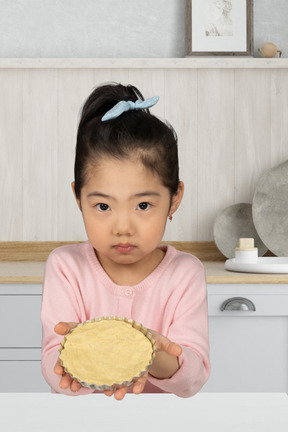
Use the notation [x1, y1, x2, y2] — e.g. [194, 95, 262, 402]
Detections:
[0, 260, 288, 284]
[0, 393, 287, 432]
[0, 241, 287, 284]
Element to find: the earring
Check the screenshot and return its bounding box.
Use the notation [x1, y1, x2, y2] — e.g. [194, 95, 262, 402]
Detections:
[168, 214, 173, 222]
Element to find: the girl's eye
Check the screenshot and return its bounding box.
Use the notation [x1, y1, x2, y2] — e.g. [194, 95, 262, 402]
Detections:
[137, 202, 151, 211]
[96, 203, 110, 212]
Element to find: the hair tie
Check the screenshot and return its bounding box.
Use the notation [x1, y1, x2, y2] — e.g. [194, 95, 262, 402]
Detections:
[101, 96, 159, 122]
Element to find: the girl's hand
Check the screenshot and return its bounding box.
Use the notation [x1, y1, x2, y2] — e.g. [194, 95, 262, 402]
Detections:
[147, 329, 183, 379]
[54, 323, 182, 399]
[103, 330, 182, 400]
[54, 321, 84, 393]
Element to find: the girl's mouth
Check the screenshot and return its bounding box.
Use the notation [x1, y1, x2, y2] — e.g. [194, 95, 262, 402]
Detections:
[113, 243, 136, 253]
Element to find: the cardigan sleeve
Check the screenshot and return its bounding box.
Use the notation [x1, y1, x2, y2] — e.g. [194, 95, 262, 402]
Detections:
[41, 250, 93, 396]
[147, 262, 210, 397]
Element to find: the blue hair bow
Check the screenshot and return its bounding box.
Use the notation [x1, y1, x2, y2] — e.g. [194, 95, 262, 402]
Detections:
[101, 95, 159, 122]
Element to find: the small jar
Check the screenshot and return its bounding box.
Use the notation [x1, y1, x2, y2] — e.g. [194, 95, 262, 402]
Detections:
[235, 238, 258, 263]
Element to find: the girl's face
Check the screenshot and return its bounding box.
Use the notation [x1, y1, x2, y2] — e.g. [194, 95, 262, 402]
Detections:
[72, 157, 183, 273]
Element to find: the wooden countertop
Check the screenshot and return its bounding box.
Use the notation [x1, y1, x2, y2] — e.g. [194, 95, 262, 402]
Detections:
[0, 241, 287, 284]
[0, 261, 288, 285]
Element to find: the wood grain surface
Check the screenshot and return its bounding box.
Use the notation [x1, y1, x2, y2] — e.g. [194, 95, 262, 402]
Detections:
[0, 241, 226, 262]
[1, 63, 288, 242]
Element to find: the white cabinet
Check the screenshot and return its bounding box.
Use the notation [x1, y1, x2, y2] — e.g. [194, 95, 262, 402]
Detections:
[1, 283, 288, 393]
[202, 284, 288, 392]
[0, 284, 50, 392]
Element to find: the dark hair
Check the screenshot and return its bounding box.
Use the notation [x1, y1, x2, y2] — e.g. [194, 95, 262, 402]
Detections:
[74, 82, 179, 199]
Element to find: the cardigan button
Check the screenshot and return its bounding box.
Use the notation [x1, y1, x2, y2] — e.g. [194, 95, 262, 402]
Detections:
[124, 288, 133, 297]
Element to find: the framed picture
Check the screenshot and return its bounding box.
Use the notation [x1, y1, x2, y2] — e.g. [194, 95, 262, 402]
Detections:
[186, 0, 253, 56]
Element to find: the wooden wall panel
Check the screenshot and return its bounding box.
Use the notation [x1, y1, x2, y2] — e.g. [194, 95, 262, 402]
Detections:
[234, 70, 271, 203]
[163, 68, 198, 241]
[57, 69, 95, 240]
[22, 69, 58, 240]
[0, 70, 23, 240]
[197, 69, 235, 240]
[271, 70, 288, 167]
[0, 65, 287, 241]
[94, 68, 130, 86]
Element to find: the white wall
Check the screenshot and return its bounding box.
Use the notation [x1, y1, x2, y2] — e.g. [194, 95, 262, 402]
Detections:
[0, 0, 287, 58]
[0, 0, 186, 58]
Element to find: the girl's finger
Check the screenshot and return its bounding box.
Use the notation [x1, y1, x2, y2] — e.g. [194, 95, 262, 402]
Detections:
[59, 373, 73, 389]
[54, 321, 79, 335]
[104, 389, 114, 397]
[70, 379, 82, 393]
[162, 341, 182, 357]
[133, 373, 148, 394]
[113, 386, 129, 400]
[154, 333, 182, 357]
[54, 361, 64, 375]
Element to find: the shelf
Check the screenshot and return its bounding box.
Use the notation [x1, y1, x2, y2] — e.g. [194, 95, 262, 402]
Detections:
[0, 57, 288, 69]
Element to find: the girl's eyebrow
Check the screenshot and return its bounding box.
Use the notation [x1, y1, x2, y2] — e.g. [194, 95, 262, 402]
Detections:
[87, 192, 112, 199]
[133, 192, 161, 198]
[87, 191, 161, 199]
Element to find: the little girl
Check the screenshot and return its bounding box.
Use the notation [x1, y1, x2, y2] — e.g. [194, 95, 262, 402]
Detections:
[41, 83, 210, 400]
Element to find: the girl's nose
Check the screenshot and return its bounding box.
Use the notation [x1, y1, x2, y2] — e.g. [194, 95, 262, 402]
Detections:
[112, 212, 134, 237]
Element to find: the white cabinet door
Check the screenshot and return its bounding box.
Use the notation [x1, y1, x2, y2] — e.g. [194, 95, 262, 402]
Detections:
[203, 316, 288, 392]
[202, 285, 288, 392]
[0, 295, 42, 346]
[0, 285, 49, 392]
[0, 360, 50, 392]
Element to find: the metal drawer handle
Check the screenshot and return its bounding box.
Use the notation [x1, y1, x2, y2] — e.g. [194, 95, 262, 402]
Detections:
[220, 297, 256, 311]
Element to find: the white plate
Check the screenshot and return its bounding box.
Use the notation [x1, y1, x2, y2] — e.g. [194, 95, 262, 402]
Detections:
[225, 257, 288, 274]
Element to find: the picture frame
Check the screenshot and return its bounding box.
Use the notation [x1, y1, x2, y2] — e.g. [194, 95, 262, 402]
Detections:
[186, 0, 253, 56]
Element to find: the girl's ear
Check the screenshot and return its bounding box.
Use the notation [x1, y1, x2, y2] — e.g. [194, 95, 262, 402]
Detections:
[71, 182, 82, 211]
[169, 181, 184, 216]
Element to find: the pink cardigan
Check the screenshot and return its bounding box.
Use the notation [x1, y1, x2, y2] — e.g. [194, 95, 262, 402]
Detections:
[41, 242, 210, 397]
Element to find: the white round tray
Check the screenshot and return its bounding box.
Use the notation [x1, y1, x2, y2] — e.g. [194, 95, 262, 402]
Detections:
[225, 257, 288, 274]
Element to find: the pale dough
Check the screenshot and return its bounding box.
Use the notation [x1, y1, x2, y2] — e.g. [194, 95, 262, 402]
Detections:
[60, 320, 153, 386]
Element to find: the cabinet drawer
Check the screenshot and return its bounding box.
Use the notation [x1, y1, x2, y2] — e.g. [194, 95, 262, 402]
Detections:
[208, 294, 288, 316]
[0, 295, 42, 347]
